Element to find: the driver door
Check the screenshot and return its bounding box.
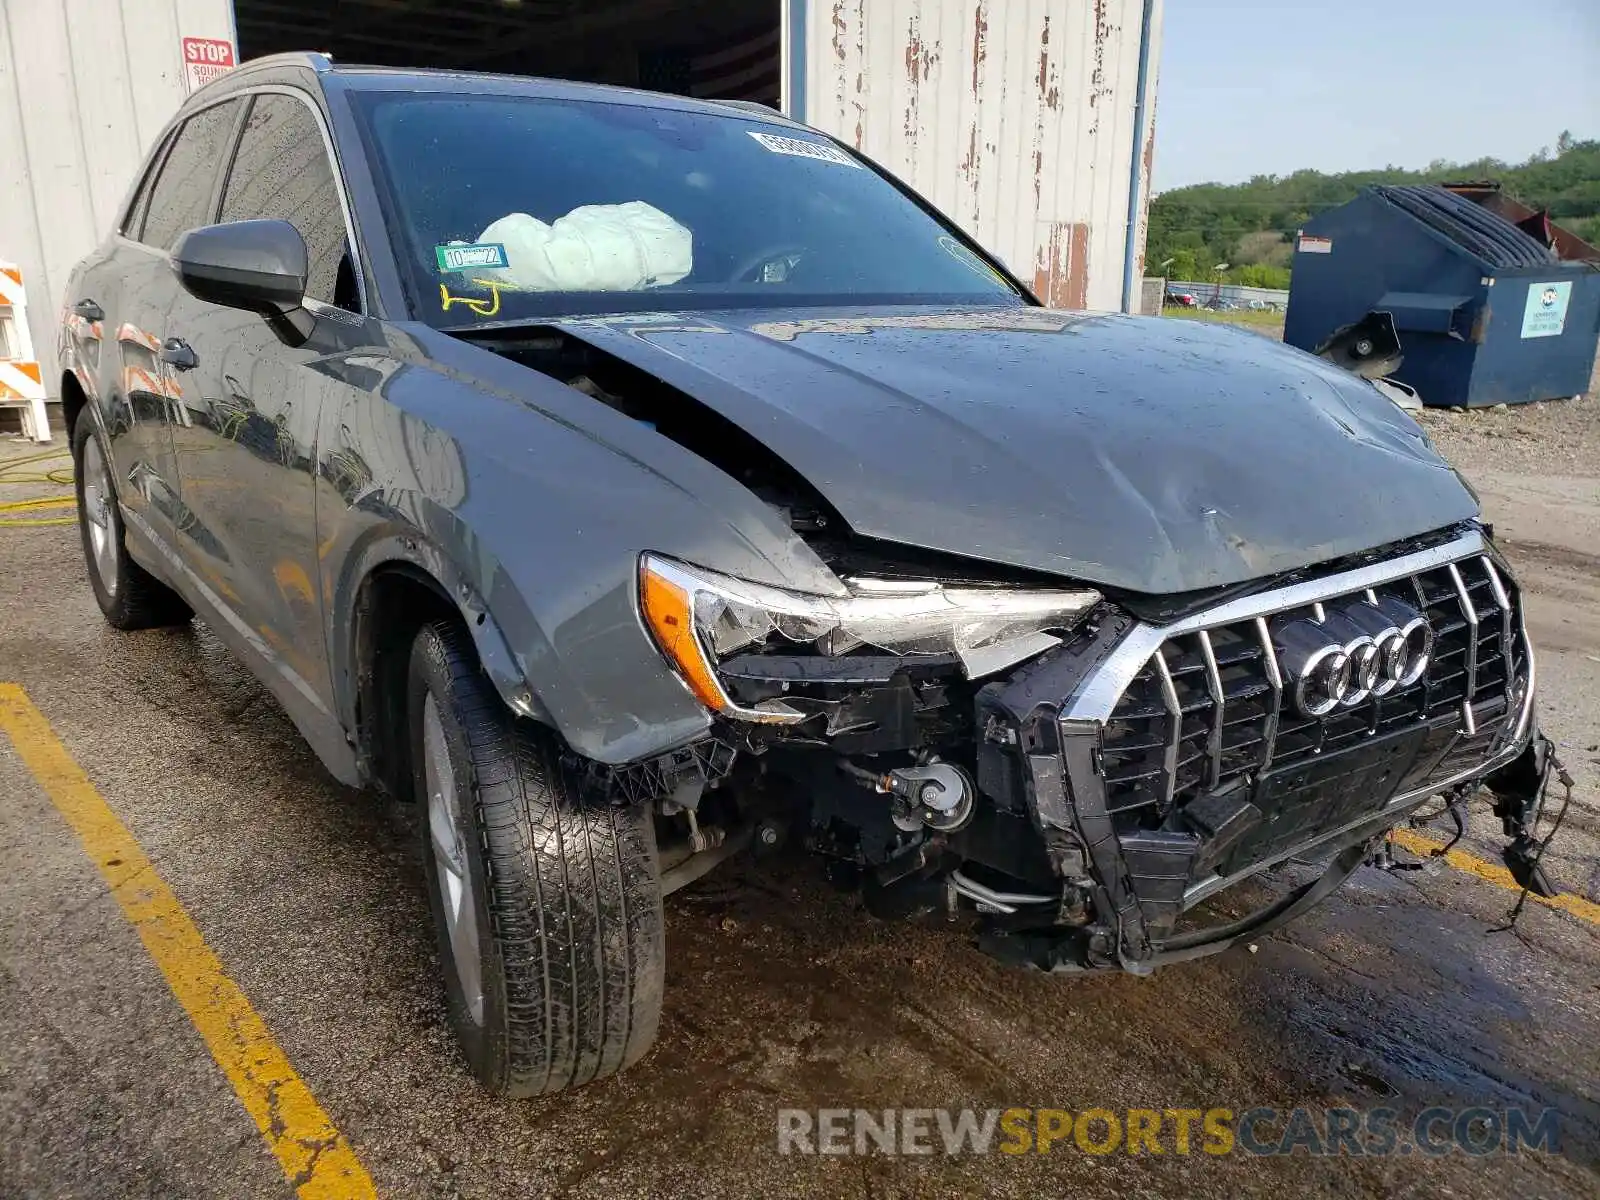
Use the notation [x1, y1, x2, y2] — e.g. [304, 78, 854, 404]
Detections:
[165, 90, 365, 715]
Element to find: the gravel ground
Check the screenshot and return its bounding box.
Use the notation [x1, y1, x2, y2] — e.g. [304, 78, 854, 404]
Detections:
[1421, 393, 1600, 476]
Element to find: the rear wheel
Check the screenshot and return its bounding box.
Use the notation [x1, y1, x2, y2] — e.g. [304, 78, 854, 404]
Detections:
[74, 414, 192, 629]
[409, 620, 665, 1095]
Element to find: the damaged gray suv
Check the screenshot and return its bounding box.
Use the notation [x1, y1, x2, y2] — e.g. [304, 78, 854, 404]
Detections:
[59, 55, 1552, 1096]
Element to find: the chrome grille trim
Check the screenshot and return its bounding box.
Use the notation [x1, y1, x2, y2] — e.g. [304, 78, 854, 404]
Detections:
[1484, 557, 1516, 700]
[1153, 648, 1182, 813]
[1509, 591, 1538, 746]
[1197, 630, 1225, 789]
[1073, 528, 1533, 860]
[1448, 562, 1479, 723]
[1254, 616, 1282, 772]
[1064, 528, 1489, 722]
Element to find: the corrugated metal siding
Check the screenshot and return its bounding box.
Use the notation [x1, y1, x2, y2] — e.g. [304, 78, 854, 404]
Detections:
[0, 0, 233, 399]
[805, 0, 1161, 312]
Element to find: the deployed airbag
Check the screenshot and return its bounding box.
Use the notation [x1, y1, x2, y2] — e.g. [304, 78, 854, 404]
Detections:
[475, 201, 692, 292]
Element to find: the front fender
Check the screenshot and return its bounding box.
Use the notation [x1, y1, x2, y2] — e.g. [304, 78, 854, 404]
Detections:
[329, 523, 552, 727]
[317, 338, 840, 765]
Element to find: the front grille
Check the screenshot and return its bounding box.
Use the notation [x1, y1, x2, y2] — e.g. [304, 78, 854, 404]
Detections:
[1099, 553, 1525, 840]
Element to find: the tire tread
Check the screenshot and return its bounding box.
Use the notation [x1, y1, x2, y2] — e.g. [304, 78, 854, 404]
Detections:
[411, 620, 663, 1096]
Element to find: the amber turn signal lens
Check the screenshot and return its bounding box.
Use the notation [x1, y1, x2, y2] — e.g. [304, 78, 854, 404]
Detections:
[639, 563, 729, 713]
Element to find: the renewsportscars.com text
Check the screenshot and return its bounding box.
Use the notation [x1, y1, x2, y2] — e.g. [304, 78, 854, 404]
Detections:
[776, 1106, 1559, 1157]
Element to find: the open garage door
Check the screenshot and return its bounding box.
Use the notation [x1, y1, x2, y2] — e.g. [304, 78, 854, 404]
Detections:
[235, 0, 782, 107]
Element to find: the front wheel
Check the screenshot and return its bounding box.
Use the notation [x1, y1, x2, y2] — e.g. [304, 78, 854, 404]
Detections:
[409, 621, 665, 1096]
[74, 414, 192, 629]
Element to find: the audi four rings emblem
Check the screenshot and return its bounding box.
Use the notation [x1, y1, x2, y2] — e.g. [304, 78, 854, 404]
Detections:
[1272, 598, 1434, 717]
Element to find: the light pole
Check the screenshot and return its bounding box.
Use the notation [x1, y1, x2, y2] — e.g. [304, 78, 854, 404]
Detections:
[1212, 262, 1230, 307]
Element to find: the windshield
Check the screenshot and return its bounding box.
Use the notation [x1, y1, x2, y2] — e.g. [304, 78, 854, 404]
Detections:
[350, 91, 1026, 327]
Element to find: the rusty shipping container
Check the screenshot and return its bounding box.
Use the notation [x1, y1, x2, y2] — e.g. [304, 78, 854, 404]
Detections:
[795, 0, 1163, 313]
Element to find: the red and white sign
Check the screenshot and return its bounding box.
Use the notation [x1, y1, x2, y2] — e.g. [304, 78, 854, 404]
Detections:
[181, 37, 236, 93]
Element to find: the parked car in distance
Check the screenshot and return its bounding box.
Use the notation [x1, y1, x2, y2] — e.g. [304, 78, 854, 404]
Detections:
[59, 53, 1553, 1097]
[1164, 288, 1197, 307]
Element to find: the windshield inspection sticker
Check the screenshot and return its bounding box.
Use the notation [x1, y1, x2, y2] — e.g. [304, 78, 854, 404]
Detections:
[435, 242, 509, 273]
[1520, 280, 1571, 339]
[748, 131, 861, 168]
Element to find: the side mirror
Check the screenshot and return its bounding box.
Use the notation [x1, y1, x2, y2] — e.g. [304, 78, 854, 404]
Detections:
[171, 219, 314, 345]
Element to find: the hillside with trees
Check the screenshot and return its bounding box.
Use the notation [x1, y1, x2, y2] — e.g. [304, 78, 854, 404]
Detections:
[1148, 132, 1600, 288]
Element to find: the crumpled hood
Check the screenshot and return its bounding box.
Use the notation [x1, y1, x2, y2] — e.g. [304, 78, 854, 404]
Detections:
[550, 306, 1478, 594]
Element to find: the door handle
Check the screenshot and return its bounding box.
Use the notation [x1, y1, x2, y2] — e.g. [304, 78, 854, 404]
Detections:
[72, 299, 104, 321]
[160, 337, 198, 371]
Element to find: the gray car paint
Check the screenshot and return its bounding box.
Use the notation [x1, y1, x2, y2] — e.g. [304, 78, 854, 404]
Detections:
[548, 306, 1480, 595]
[60, 56, 1483, 788]
[311, 320, 847, 766]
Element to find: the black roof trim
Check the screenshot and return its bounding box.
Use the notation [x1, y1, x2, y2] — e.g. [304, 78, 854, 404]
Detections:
[303, 58, 803, 126]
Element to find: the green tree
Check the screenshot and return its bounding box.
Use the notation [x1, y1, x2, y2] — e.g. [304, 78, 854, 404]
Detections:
[1166, 248, 1200, 280]
[1146, 137, 1600, 283]
[1233, 263, 1291, 289]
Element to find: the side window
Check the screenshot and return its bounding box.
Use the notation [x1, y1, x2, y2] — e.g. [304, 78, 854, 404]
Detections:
[121, 131, 175, 240]
[141, 100, 242, 250]
[221, 94, 358, 311]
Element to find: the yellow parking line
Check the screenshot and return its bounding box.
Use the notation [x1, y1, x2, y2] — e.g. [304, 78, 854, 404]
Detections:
[0, 683, 377, 1199]
[1389, 826, 1600, 928]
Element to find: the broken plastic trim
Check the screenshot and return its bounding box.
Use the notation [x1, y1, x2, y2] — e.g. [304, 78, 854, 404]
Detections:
[638, 554, 1100, 721]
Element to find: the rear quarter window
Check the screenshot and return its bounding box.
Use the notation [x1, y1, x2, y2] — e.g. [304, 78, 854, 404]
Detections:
[121, 130, 176, 241]
[140, 99, 243, 250]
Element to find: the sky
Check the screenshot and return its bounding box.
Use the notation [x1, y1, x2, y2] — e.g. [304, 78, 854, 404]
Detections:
[1152, 0, 1600, 191]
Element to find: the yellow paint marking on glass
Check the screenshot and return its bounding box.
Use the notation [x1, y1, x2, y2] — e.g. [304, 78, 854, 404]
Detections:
[0, 683, 378, 1199]
[438, 280, 502, 317]
[1388, 826, 1600, 928]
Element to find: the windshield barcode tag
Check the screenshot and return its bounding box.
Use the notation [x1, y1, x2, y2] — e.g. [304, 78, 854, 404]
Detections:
[748, 131, 860, 168]
[435, 242, 509, 272]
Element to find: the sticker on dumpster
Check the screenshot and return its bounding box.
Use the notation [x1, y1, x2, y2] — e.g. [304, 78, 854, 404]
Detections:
[747, 132, 861, 168]
[435, 243, 509, 273]
[1520, 281, 1571, 339]
[1297, 235, 1333, 254]
[181, 38, 235, 93]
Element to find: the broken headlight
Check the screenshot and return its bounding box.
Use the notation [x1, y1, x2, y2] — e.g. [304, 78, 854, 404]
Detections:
[639, 553, 1100, 723]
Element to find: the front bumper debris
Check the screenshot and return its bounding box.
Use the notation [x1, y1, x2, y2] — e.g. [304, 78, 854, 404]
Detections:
[1488, 732, 1568, 897]
[965, 527, 1541, 974]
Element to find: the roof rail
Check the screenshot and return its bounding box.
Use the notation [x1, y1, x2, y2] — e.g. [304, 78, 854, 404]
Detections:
[233, 50, 334, 74]
[712, 98, 782, 117]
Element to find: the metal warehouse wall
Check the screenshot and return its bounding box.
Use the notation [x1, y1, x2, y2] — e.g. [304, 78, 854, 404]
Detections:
[0, 0, 234, 400]
[801, 0, 1162, 312]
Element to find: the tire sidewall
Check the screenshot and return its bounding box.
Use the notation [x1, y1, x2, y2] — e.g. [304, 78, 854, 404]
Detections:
[73, 415, 122, 617]
[408, 626, 510, 1091]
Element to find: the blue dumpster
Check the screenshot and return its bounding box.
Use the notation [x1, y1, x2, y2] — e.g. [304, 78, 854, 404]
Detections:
[1284, 185, 1600, 406]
